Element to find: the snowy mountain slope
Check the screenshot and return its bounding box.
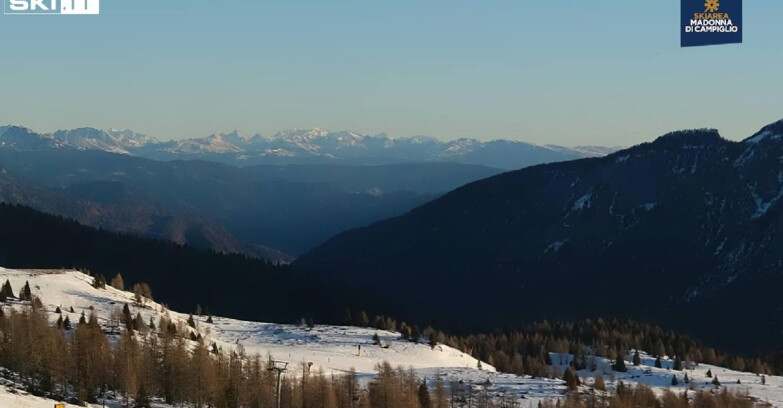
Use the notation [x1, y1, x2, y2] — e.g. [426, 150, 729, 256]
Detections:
[138, 129, 613, 169]
[0, 126, 69, 151]
[0, 268, 494, 378]
[52, 128, 158, 154]
[0, 124, 617, 169]
[2, 267, 783, 407]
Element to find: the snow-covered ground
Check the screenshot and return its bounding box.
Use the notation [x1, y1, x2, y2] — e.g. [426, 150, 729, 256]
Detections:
[1, 267, 782, 407]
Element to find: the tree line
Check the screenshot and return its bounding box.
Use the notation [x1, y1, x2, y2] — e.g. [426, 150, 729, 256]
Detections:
[342, 311, 774, 378]
[0, 277, 763, 408]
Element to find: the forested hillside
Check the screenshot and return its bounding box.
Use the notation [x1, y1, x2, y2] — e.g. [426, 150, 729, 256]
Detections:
[0, 203, 375, 324]
[297, 120, 783, 353]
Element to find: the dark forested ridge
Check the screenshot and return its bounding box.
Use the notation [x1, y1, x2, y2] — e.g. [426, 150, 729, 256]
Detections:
[296, 119, 783, 354]
[0, 203, 382, 324]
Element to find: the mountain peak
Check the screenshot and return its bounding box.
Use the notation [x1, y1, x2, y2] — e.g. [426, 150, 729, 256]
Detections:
[744, 119, 783, 144]
[650, 128, 724, 148]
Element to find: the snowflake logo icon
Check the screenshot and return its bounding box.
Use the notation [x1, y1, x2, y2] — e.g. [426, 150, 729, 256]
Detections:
[704, 0, 720, 12]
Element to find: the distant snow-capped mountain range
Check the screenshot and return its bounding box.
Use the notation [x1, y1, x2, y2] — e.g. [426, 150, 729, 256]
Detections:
[0, 125, 619, 169]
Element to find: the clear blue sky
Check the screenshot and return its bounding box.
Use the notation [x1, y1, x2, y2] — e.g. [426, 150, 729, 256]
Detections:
[1, 0, 781, 146]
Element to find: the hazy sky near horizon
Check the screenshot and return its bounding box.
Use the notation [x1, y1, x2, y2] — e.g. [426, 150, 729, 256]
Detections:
[1, 0, 782, 146]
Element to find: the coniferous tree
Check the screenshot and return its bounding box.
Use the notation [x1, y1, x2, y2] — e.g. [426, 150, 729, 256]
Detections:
[684, 373, 690, 384]
[111, 273, 125, 291]
[92, 274, 106, 289]
[593, 373, 605, 391]
[563, 366, 580, 391]
[712, 376, 720, 387]
[418, 381, 431, 408]
[612, 352, 627, 372]
[358, 310, 370, 327]
[372, 333, 381, 346]
[429, 332, 438, 350]
[633, 350, 641, 366]
[671, 375, 679, 386]
[706, 369, 712, 378]
[433, 376, 448, 408]
[20, 281, 32, 301]
[134, 384, 151, 408]
[410, 325, 421, 343]
[674, 355, 683, 371]
[655, 356, 662, 368]
[123, 303, 133, 330]
[400, 322, 411, 340]
[188, 314, 196, 328]
[206, 314, 214, 324]
[1, 279, 15, 299]
[64, 315, 72, 330]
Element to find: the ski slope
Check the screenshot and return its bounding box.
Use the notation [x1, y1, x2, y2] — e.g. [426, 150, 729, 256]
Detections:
[1, 267, 783, 407]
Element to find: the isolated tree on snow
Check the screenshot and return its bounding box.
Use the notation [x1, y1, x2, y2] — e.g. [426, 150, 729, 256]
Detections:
[633, 350, 641, 366]
[111, 273, 125, 291]
[372, 332, 381, 346]
[20, 281, 32, 301]
[674, 355, 683, 371]
[206, 314, 213, 324]
[123, 303, 133, 329]
[612, 352, 627, 372]
[762, 375, 766, 385]
[712, 376, 720, 387]
[1, 279, 14, 299]
[684, 373, 690, 383]
[563, 366, 580, 391]
[188, 314, 196, 328]
[477, 360, 483, 370]
[706, 369, 712, 378]
[671, 375, 679, 386]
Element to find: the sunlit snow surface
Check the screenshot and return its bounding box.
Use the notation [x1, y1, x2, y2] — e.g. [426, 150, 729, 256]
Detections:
[1, 267, 783, 407]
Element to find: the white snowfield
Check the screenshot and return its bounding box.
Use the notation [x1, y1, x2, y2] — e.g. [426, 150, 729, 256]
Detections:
[1, 267, 783, 407]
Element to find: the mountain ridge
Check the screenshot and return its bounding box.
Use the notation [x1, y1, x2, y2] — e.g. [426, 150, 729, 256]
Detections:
[295, 119, 783, 353]
[1, 124, 619, 169]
